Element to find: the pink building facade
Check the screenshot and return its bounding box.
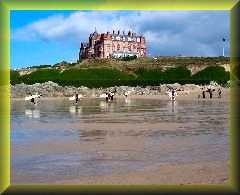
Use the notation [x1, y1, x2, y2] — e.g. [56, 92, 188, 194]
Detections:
[79, 30, 146, 60]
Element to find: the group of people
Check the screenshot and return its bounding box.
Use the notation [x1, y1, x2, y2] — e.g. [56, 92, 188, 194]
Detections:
[25, 86, 223, 105]
[105, 92, 115, 102]
[201, 87, 222, 99]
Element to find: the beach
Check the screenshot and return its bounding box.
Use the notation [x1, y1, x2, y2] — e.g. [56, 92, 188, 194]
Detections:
[11, 90, 230, 184]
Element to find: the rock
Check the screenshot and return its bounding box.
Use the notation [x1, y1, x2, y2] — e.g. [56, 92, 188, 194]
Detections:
[10, 81, 220, 98]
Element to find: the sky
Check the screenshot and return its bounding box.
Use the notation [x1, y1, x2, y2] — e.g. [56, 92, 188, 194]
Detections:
[10, 10, 230, 69]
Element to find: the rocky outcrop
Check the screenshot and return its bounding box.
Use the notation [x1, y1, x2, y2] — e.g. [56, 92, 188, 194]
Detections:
[10, 81, 226, 98]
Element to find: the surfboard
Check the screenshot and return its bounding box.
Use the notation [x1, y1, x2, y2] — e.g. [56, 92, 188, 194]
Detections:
[25, 94, 41, 101]
[69, 94, 83, 101]
[69, 96, 75, 101]
[99, 94, 107, 98]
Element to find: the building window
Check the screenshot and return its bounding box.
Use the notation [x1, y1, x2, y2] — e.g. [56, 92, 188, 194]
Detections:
[117, 44, 120, 51]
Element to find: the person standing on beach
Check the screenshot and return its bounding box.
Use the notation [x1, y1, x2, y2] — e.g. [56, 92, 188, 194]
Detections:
[210, 90, 213, 99]
[207, 88, 213, 99]
[105, 93, 109, 102]
[110, 92, 114, 101]
[202, 90, 206, 99]
[75, 93, 79, 104]
[218, 88, 222, 98]
[172, 89, 175, 99]
[107, 93, 111, 102]
[30, 97, 35, 104]
[171, 89, 177, 101]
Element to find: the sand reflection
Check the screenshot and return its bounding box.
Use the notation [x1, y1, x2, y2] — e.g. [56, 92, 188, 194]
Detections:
[25, 109, 40, 118]
[69, 105, 82, 116]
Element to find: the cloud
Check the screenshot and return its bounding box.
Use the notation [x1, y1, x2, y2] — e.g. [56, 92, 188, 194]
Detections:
[12, 10, 230, 56]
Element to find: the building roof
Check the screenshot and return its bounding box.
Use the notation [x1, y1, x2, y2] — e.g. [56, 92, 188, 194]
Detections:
[82, 42, 89, 47]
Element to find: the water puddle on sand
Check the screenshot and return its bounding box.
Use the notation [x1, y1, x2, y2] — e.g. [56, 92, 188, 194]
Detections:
[10, 98, 229, 183]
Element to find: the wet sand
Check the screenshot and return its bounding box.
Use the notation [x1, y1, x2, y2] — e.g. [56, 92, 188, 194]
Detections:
[11, 91, 230, 184]
[12, 136, 229, 184]
[54, 160, 229, 185]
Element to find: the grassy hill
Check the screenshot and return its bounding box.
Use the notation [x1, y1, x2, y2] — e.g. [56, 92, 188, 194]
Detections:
[11, 57, 230, 87]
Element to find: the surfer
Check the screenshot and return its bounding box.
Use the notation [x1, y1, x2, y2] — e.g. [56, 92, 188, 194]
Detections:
[202, 90, 206, 99]
[25, 93, 41, 104]
[207, 88, 213, 99]
[171, 89, 175, 100]
[218, 88, 222, 98]
[171, 89, 177, 101]
[105, 93, 109, 102]
[110, 92, 114, 101]
[30, 95, 35, 104]
[75, 93, 79, 104]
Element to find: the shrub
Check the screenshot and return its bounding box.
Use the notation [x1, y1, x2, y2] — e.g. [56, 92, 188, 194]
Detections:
[13, 65, 230, 87]
[20, 69, 61, 84]
[10, 70, 21, 85]
[121, 55, 137, 61]
[191, 66, 230, 84]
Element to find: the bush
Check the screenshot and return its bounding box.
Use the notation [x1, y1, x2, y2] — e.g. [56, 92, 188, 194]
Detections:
[61, 68, 133, 81]
[134, 66, 191, 86]
[191, 66, 230, 84]
[13, 65, 230, 87]
[10, 70, 21, 85]
[30, 64, 52, 69]
[121, 55, 137, 61]
[20, 69, 61, 84]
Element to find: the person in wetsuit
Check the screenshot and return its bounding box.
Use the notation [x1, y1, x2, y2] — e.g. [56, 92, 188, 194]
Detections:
[209, 90, 213, 99]
[218, 88, 222, 98]
[110, 92, 114, 101]
[107, 93, 112, 101]
[207, 88, 213, 99]
[105, 93, 109, 102]
[171, 89, 176, 100]
[202, 90, 206, 99]
[29, 93, 35, 104]
[75, 93, 79, 103]
[30, 97, 35, 104]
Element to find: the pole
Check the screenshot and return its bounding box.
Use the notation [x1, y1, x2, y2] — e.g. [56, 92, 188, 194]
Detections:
[222, 37, 226, 57]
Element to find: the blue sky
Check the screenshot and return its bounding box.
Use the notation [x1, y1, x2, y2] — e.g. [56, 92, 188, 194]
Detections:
[11, 10, 230, 69]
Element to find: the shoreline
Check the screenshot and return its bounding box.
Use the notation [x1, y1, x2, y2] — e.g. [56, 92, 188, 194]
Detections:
[11, 90, 230, 101]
